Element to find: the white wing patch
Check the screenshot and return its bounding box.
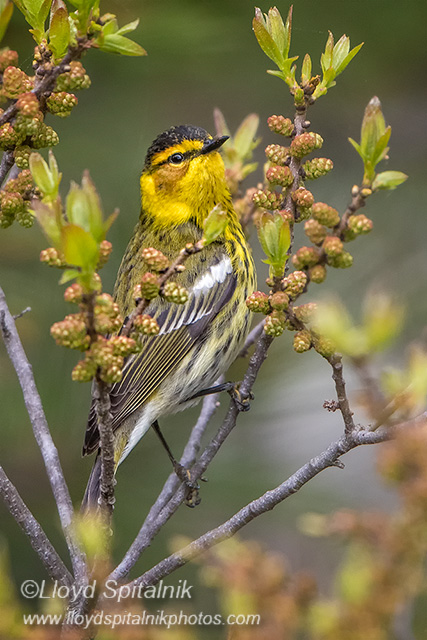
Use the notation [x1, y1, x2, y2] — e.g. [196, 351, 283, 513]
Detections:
[193, 256, 232, 295]
[159, 256, 232, 334]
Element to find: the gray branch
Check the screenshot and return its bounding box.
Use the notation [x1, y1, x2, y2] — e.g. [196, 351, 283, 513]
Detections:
[0, 466, 72, 586]
[0, 285, 87, 586]
[129, 414, 426, 589]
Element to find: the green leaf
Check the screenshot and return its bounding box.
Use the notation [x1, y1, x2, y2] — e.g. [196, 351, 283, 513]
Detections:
[335, 42, 363, 76]
[213, 107, 231, 139]
[348, 137, 363, 159]
[266, 6, 287, 57]
[331, 34, 350, 72]
[49, 1, 70, 59]
[320, 31, 334, 74]
[101, 17, 118, 35]
[97, 33, 147, 56]
[372, 171, 408, 191]
[29, 152, 60, 200]
[32, 199, 63, 247]
[203, 204, 228, 245]
[116, 18, 139, 36]
[61, 224, 98, 270]
[59, 268, 80, 284]
[0, 2, 13, 44]
[252, 7, 282, 66]
[233, 113, 259, 160]
[301, 53, 312, 83]
[257, 212, 290, 278]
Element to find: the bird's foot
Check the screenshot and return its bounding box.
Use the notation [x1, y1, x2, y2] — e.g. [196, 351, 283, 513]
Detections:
[173, 462, 201, 508]
[228, 382, 253, 412]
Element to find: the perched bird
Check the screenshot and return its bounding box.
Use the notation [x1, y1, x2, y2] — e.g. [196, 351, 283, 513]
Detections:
[82, 124, 256, 508]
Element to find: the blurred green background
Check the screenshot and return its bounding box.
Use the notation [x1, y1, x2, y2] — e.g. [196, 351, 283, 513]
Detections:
[1, 0, 427, 625]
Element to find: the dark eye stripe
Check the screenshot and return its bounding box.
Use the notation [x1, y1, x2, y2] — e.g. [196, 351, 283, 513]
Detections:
[153, 149, 198, 169]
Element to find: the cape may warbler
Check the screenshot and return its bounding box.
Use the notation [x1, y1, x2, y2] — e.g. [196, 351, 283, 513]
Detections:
[82, 125, 256, 508]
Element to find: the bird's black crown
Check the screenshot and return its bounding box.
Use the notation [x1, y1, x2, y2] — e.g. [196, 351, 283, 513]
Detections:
[144, 125, 210, 167]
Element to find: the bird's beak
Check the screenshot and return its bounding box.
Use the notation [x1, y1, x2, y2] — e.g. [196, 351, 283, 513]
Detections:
[200, 135, 229, 155]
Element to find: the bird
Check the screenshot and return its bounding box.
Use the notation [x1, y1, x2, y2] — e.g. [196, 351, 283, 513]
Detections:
[81, 124, 256, 509]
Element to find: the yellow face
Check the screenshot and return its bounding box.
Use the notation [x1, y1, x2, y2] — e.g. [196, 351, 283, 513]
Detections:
[140, 137, 230, 229]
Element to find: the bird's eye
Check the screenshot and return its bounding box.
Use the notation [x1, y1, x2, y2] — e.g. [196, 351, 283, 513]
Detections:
[169, 152, 184, 165]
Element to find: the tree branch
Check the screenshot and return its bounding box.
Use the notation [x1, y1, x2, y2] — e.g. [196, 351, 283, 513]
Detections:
[92, 378, 115, 524]
[328, 354, 356, 435]
[0, 151, 14, 187]
[130, 414, 426, 589]
[0, 466, 72, 586]
[0, 285, 87, 586]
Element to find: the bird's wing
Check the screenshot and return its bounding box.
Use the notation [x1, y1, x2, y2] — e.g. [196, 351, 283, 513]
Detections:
[83, 253, 236, 455]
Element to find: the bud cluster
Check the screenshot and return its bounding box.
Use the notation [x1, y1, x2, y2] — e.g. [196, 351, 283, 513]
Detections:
[290, 132, 323, 158]
[0, 47, 18, 73]
[162, 281, 189, 304]
[267, 115, 294, 137]
[0, 170, 34, 228]
[293, 329, 312, 353]
[93, 293, 123, 334]
[264, 310, 287, 337]
[141, 247, 170, 272]
[266, 165, 293, 188]
[97, 240, 113, 268]
[133, 313, 160, 336]
[265, 144, 289, 166]
[282, 270, 307, 298]
[252, 188, 283, 210]
[304, 218, 326, 245]
[46, 92, 78, 118]
[40, 247, 65, 267]
[1, 65, 33, 99]
[133, 273, 160, 301]
[303, 157, 333, 180]
[55, 62, 91, 92]
[292, 246, 320, 270]
[311, 202, 340, 227]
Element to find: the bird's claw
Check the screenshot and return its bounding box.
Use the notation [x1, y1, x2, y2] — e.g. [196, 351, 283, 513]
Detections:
[228, 383, 253, 412]
[173, 463, 201, 508]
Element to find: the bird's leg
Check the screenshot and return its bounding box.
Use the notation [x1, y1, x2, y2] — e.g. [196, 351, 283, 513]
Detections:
[151, 420, 201, 507]
[187, 381, 253, 412]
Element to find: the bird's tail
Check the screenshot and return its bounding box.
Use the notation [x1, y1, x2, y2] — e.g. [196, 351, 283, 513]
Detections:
[81, 452, 102, 512]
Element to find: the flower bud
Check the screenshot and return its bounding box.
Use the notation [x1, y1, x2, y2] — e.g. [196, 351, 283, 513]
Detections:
[303, 157, 333, 180]
[252, 188, 282, 210]
[56, 62, 91, 92]
[327, 250, 353, 269]
[0, 123, 22, 149]
[14, 145, 32, 169]
[40, 247, 64, 267]
[64, 283, 84, 304]
[265, 144, 289, 166]
[2, 66, 31, 99]
[270, 291, 289, 311]
[246, 290, 270, 314]
[16, 92, 40, 118]
[16, 206, 34, 228]
[267, 115, 294, 137]
[304, 219, 326, 245]
[133, 313, 160, 335]
[0, 48, 18, 73]
[322, 236, 343, 257]
[46, 92, 78, 118]
[282, 271, 307, 298]
[294, 303, 318, 324]
[311, 202, 340, 227]
[264, 310, 286, 337]
[138, 273, 160, 300]
[313, 335, 336, 358]
[72, 357, 97, 382]
[51, 314, 89, 350]
[97, 240, 113, 268]
[291, 187, 314, 209]
[292, 246, 320, 269]
[31, 123, 59, 148]
[290, 132, 323, 158]
[266, 165, 293, 188]
[109, 336, 139, 357]
[293, 329, 312, 352]
[308, 264, 327, 284]
[347, 214, 373, 236]
[162, 281, 189, 304]
[141, 247, 170, 272]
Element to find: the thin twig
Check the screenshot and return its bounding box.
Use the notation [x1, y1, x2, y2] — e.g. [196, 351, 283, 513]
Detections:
[0, 285, 87, 586]
[129, 414, 427, 589]
[92, 378, 115, 523]
[110, 392, 220, 581]
[0, 151, 14, 187]
[328, 354, 356, 435]
[0, 466, 72, 586]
